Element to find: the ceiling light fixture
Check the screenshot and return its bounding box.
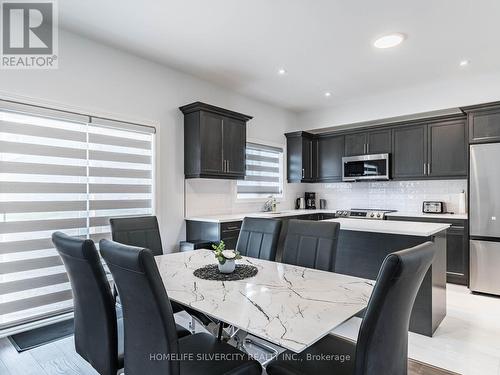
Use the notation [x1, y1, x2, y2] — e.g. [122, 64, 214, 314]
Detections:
[373, 33, 406, 49]
[459, 60, 470, 67]
[278, 68, 287, 75]
[324, 92, 332, 97]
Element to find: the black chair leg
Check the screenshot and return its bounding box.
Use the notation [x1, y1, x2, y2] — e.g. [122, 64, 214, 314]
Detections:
[217, 322, 224, 341]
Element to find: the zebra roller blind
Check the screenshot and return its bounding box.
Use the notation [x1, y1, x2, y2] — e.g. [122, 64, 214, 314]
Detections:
[0, 102, 155, 329]
[237, 142, 283, 198]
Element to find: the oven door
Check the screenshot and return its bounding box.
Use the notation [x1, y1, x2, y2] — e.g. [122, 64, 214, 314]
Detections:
[342, 153, 390, 181]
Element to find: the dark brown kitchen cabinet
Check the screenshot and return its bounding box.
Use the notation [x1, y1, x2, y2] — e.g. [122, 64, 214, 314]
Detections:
[428, 120, 467, 178]
[392, 124, 427, 179]
[186, 220, 242, 250]
[180, 102, 252, 179]
[367, 129, 392, 154]
[344, 129, 391, 156]
[392, 120, 467, 180]
[388, 216, 469, 285]
[285, 132, 317, 182]
[222, 117, 246, 175]
[317, 135, 344, 181]
[464, 104, 500, 143]
[344, 133, 366, 156]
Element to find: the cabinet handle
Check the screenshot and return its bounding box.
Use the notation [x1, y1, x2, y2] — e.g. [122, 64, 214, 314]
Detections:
[302, 168, 305, 179]
[427, 163, 431, 175]
[316, 142, 319, 178]
[366, 143, 369, 154]
[227, 160, 230, 172]
[423, 163, 427, 175]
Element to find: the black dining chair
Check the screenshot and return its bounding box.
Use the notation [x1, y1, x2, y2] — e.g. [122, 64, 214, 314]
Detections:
[99, 239, 262, 375]
[236, 217, 282, 261]
[52, 232, 123, 375]
[109, 216, 163, 256]
[266, 241, 435, 375]
[109, 215, 213, 329]
[281, 219, 340, 271]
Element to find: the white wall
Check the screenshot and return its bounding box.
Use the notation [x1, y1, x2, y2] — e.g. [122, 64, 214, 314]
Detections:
[0, 30, 297, 252]
[296, 71, 500, 131]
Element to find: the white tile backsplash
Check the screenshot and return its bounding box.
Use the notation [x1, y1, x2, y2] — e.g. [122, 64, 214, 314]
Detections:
[185, 179, 467, 218]
[307, 179, 467, 213]
[184, 179, 303, 218]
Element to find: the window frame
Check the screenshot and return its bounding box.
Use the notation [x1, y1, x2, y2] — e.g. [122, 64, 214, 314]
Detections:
[0, 98, 157, 331]
[235, 139, 285, 202]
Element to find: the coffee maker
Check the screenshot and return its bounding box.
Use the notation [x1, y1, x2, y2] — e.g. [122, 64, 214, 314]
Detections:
[305, 192, 316, 209]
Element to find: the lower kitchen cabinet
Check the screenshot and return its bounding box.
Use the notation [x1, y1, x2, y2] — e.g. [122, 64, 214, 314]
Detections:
[388, 216, 469, 285]
[186, 220, 242, 250]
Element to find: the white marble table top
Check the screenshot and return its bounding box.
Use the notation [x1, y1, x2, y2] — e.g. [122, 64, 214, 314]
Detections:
[155, 250, 374, 353]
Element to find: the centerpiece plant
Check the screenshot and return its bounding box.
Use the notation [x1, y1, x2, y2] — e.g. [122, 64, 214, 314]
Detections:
[212, 240, 241, 273]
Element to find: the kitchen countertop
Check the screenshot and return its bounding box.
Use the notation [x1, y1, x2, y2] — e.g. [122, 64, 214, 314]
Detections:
[185, 209, 467, 223]
[385, 211, 468, 220]
[324, 218, 450, 237]
[185, 209, 339, 223]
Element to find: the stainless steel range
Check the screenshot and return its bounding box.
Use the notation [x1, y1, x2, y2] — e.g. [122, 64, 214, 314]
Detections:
[335, 208, 397, 220]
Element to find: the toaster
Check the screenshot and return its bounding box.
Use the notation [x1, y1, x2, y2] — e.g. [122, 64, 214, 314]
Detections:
[422, 201, 445, 213]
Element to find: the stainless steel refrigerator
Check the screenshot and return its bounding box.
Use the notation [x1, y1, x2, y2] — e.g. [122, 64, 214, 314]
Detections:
[470, 143, 500, 295]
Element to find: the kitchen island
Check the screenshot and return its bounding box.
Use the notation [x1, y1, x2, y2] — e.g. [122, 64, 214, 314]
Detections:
[324, 218, 449, 337]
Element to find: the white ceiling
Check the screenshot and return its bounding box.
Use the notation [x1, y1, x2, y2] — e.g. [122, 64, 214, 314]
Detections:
[59, 0, 500, 112]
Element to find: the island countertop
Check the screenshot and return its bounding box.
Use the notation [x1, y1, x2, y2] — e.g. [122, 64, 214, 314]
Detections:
[324, 218, 450, 237]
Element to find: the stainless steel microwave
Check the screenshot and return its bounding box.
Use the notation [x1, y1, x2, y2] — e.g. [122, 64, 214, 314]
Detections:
[342, 153, 390, 182]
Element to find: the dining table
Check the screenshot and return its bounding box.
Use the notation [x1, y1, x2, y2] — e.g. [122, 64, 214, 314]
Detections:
[155, 249, 374, 353]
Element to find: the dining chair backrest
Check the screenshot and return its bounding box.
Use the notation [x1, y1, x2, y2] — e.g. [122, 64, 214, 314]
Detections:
[99, 239, 180, 375]
[354, 242, 435, 375]
[51, 232, 118, 375]
[236, 217, 282, 261]
[281, 219, 340, 271]
[109, 216, 163, 256]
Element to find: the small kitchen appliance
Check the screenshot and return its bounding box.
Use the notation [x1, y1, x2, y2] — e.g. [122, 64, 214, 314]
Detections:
[305, 192, 316, 209]
[342, 153, 390, 182]
[422, 201, 445, 214]
[295, 197, 305, 209]
[320, 199, 327, 209]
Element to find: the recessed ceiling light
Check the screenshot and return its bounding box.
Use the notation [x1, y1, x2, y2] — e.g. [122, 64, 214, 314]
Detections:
[373, 33, 406, 49]
[459, 60, 470, 67]
[324, 92, 332, 97]
[277, 68, 287, 75]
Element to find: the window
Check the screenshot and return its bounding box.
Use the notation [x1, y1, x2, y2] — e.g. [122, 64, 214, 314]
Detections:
[0, 101, 155, 329]
[237, 142, 283, 199]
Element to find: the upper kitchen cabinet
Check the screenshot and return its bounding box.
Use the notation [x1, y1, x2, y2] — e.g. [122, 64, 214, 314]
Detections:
[344, 129, 392, 156]
[180, 102, 252, 179]
[367, 129, 392, 154]
[463, 103, 500, 144]
[427, 119, 467, 178]
[344, 133, 366, 156]
[317, 135, 344, 182]
[285, 132, 317, 182]
[393, 118, 467, 180]
[392, 124, 427, 179]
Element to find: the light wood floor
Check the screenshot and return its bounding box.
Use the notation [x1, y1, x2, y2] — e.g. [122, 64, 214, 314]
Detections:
[0, 335, 460, 375]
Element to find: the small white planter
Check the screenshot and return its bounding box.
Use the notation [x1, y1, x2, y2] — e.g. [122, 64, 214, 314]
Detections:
[218, 259, 236, 274]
